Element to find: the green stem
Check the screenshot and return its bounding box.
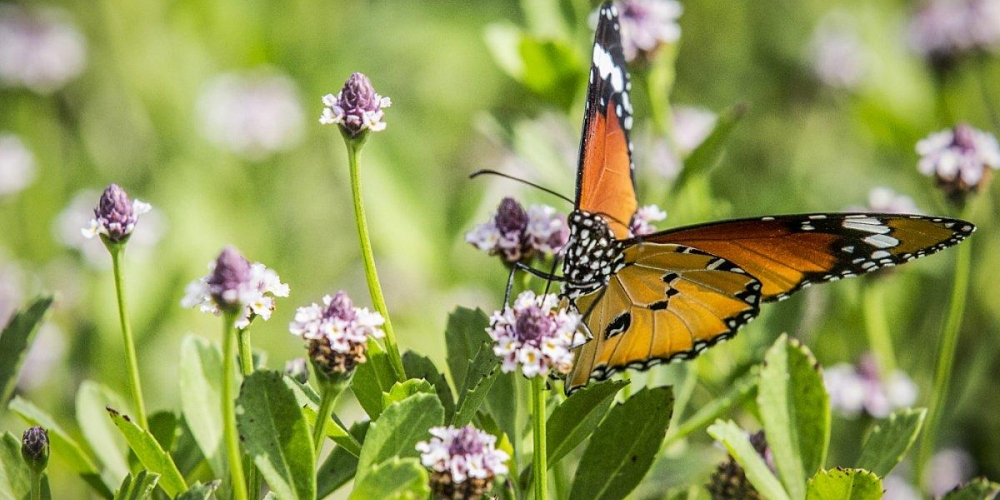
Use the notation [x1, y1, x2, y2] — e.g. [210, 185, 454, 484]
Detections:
[531, 376, 547, 500]
[222, 312, 249, 500]
[914, 237, 971, 489]
[345, 138, 405, 382]
[109, 245, 148, 429]
[29, 471, 41, 500]
[862, 282, 897, 374]
[236, 328, 254, 376]
[311, 379, 345, 454]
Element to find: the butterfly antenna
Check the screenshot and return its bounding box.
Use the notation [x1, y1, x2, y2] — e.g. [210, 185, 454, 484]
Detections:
[470, 169, 574, 205]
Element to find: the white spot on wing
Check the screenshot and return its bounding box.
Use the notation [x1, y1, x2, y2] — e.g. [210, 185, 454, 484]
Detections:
[864, 234, 900, 249]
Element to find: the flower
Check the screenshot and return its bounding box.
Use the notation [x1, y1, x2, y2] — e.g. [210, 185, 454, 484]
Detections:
[671, 106, 717, 154]
[706, 431, 771, 500]
[0, 5, 86, 93]
[823, 353, 918, 418]
[0, 133, 36, 196]
[466, 198, 569, 265]
[487, 291, 585, 377]
[20, 426, 48, 474]
[289, 291, 385, 376]
[182, 247, 289, 328]
[861, 187, 922, 214]
[319, 72, 391, 137]
[416, 424, 509, 500]
[882, 474, 922, 500]
[615, 0, 683, 63]
[81, 184, 152, 244]
[809, 12, 871, 90]
[629, 204, 667, 236]
[284, 358, 309, 384]
[908, 0, 1000, 68]
[57, 190, 166, 268]
[917, 123, 1000, 202]
[196, 69, 305, 160]
[924, 448, 976, 497]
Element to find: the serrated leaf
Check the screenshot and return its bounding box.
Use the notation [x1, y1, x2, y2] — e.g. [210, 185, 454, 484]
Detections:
[758, 334, 830, 500]
[856, 408, 926, 477]
[453, 344, 499, 427]
[707, 420, 790, 500]
[0, 296, 53, 407]
[0, 431, 30, 500]
[236, 371, 315, 500]
[806, 468, 882, 500]
[106, 407, 187, 497]
[351, 339, 396, 420]
[356, 394, 444, 485]
[402, 352, 456, 423]
[940, 478, 1000, 500]
[113, 470, 159, 500]
[672, 103, 748, 193]
[178, 336, 225, 477]
[547, 379, 628, 466]
[444, 307, 491, 389]
[317, 421, 368, 499]
[9, 396, 113, 498]
[76, 381, 130, 485]
[348, 458, 429, 500]
[174, 481, 221, 500]
[569, 387, 673, 500]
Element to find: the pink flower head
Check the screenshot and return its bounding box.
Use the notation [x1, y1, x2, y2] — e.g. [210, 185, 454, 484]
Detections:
[416, 424, 509, 498]
[289, 291, 385, 375]
[319, 72, 391, 137]
[487, 291, 585, 378]
[182, 247, 289, 327]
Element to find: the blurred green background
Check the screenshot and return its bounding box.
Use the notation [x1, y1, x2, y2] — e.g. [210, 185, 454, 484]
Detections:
[1, 0, 999, 497]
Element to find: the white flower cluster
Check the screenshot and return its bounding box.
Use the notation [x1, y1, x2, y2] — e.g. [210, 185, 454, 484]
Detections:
[487, 291, 586, 377]
[917, 124, 1000, 189]
[616, 0, 683, 62]
[288, 293, 385, 352]
[823, 356, 918, 418]
[182, 261, 289, 329]
[416, 425, 509, 485]
[466, 199, 568, 263]
[629, 204, 667, 236]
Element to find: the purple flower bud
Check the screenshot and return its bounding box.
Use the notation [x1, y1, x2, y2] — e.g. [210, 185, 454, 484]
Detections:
[21, 426, 48, 474]
[319, 72, 392, 137]
[83, 184, 152, 244]
[494, 197, 529, 235]
[325, 290, 357, 323]
[206, 246, 252, 312]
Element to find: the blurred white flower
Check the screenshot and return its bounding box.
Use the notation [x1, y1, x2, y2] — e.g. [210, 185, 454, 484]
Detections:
[924, 448, 976, 497]
[823, 353, 918, 418]
[917, 123, 1000, 201]
[0, 257, 26, 326]
[672, 106, 717, 154]
[882, 474, 922, 500]
[0, 5, 86, 93]
[635, 106, 716, 180]
[18, 323, 65, 392]
[809, 12, 871, 89]
[629, 204, 667, 236]
[0, 133, 36, 196]
[908, 0, 1000, 62]
[197, 69, 305, 160]
[54, 190, 167, 268]
[615, 0, 683, 62]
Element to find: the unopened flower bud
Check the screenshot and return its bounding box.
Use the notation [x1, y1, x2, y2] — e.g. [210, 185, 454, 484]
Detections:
[207, 246, 252, 313]
[21, 426, 48, 474]
[319, 72, 391, 138]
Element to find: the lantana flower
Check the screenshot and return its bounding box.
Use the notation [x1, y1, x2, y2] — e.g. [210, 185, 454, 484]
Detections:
[466, 197, 569, 265]
[823, 353, 918, 418]
[416, 424, 509, 500]
[81, 184, 152, 244]
[319, 72, 391, 137]
[289, 291, 385, 376]
[487, 291, 585, 377]
[629, 204, 667, 236]
[615, 0, 683, 63]
[917, 123, 1000, 202]
[181, 247, 289, 329]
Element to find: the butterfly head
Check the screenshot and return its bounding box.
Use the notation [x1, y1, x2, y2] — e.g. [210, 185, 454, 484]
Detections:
[561, 210, 626, 299]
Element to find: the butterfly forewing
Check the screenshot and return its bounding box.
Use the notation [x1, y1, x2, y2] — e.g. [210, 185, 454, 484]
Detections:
[566, 244, 762, 393]
[575, 3, 636, 239]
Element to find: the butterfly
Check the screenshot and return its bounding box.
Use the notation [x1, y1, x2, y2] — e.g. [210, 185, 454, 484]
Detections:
[558, 2, 975, 394]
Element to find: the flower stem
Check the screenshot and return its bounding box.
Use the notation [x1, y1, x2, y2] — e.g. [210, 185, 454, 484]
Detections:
[29, 470, 41, 500]
[222, 312, 249, 500]
[345, 138, 405, 382]
[915, 237, 971, 487]
[531, 376, 547, 500]
[236, 328, 254, 376]
[109, 245, 148, 429]
[862, 282, 897, 374]
[311, 378, 346, 454]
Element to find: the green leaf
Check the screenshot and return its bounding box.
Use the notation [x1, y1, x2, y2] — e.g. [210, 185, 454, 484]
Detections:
[444, 307, 491, 388]
[174, 481, 221, 500]
[707, 420, 790, 500]
[351, 339, 396, 420]
[113, 470, 160, 500]
[356, 393, 444, 485]
[672, 103, 748, 194]
[940, 478, 1000, 500]
[348, 458, 429, 500]
[106, 407, 187, 497]
[453, 343, 500, 427]
[383, 379, 435, 408]
[483, 370, 516, 446]
[166, 416, 206, 478]
[856, 408, 926, 477]
[758, 334, 830, 500]
[236, 371, 315, 500]
[0, 431, 30, 500]
[0, 296, 53, 407]
[76, 381, 130, 486]
[9, 396, 113, 498]
[569, 386, 673, 500]
[547, 379, 628, 467]
[665, 368, 758, 446]
[806, 468, 882, 500]
[517, 36, 584, 110]
[178, 335, 225, 477]
[317, 421, 367, 499]
[402, 352, 456, 423]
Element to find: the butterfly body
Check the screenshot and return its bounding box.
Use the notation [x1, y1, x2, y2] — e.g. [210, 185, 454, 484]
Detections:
[556, 3, 976, 394]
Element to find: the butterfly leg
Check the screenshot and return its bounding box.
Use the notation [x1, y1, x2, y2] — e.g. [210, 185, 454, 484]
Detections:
[503, 261, 567, 306]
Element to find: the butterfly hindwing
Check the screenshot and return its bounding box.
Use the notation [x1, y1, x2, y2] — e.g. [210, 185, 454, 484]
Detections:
[575, 3, 636, 239]
[566, 243, 762, 392]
